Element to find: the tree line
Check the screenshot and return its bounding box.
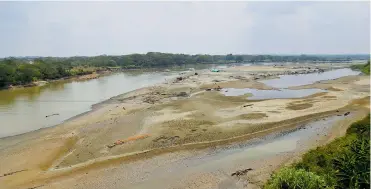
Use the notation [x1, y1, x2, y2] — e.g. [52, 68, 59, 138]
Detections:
[0, 53, 369, 88]
[350, 60, 370, 75]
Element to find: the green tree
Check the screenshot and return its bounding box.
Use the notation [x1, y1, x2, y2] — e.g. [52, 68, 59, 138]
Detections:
[0, 64, 16, 87]
[235, 56, 244, 63]
[16, 64, 41, 84]
[226, 54, 235, 62]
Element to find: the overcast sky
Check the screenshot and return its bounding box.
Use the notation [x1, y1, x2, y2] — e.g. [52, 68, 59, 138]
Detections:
[0, 1, 369, 57]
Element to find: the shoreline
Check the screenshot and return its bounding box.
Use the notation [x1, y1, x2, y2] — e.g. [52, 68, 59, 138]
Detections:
[0, 61, 360, 91]
[11, 105, 370, 189]
[50, 105, 366, 172]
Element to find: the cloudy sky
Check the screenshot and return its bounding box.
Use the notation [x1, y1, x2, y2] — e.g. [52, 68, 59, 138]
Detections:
[0, 1, 369, 57]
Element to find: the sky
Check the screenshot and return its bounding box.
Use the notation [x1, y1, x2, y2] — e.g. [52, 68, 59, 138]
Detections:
[0, 1, 370, 57]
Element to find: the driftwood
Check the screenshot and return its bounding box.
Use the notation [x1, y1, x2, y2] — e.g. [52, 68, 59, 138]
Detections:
[0, 169, 27, 178]
[45, 113, 59, 118]
[231, 168, 253, 177]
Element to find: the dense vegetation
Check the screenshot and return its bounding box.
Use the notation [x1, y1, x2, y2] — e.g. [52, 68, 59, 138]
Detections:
[265, 114, 370, 189]
[0, 53, 368, 88]
[351, 60, 370, 75]
[0, 59, 98, 87]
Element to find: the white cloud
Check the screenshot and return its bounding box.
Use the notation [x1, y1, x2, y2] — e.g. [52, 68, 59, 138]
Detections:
[0, 1, 369, 57]
[245, 1, 370, 54]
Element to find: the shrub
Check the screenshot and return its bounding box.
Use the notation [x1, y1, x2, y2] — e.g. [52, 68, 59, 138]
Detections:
[333, 138, 370, 189]
[265, 167, 330, 189]
[346, 114, 370, 137]
[265, 114, 370, 189]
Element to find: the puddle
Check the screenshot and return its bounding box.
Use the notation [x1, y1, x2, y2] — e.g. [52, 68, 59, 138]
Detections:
[221, 88, 325, 99]
[261, 68, 360, 88]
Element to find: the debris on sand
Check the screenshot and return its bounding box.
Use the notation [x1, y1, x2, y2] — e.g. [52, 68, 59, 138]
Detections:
[205, 88, 212, 91]
[194, 72, 198, 75]
[176, 77, 183, 81]
[143, 96, 160, 104]
[344, 112, 350, 116]
[176, 92, 188, 97]
[243, 104, 253, 107]
[0, 169, 27, 177]
[215, 85, 222, 91]
[45, 113, 59, 118]
[27, 185, 44, 189]
[107, 134, 150, 148]
[153, 135, 180, 144]
[231, 168, 253, 177]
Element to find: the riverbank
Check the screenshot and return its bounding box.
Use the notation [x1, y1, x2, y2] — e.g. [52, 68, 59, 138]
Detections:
[0, 63, 369, 189]
[264, 114, 370, 189]
[1, 70, 113, 91]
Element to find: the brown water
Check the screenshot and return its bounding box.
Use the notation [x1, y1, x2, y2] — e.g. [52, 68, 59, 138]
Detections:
[0, 71, 177, 138]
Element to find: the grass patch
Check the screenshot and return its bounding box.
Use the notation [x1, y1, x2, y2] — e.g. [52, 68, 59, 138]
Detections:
[237, 113, 267, 119]
[265, 167, 329, 189]
[286, 103, 313, 110]
[265, 114, 370, 189]
[350, 61, 370, 75]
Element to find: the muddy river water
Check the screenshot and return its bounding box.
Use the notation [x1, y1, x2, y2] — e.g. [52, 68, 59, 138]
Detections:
[0, 71, 177, 138]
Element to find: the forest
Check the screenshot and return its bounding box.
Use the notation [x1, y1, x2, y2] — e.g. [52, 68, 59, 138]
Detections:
[0, 53, 369, 88]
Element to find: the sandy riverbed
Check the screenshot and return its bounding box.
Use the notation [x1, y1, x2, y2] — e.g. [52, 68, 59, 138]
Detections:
[0, 63, 369, 189]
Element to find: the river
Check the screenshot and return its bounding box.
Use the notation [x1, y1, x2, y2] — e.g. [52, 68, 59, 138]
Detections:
[0, 71, 177, 138]
[0, 66, 359, 138]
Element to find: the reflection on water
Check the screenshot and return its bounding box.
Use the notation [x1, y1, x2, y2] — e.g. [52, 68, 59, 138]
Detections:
[262, 68, 360, 88]
[0, 71, 176, 138]
[221, 88, 325, 99]
[0, 82, 67, 105]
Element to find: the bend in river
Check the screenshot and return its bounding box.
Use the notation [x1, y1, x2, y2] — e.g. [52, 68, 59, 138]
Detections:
[0, 71, 177, 138]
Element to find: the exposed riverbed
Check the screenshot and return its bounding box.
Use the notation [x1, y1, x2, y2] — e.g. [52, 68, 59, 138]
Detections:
[0, 63, 369, 189]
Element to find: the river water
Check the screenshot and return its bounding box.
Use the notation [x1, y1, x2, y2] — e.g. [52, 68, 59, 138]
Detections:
[261, 68, 360, 88]
[0, 71, 177, 138]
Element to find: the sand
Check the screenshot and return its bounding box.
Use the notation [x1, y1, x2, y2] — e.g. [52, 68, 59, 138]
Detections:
[0, 63, 369, 189]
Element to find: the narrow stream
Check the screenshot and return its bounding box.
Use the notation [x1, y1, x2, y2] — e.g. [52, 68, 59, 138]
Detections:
[110, 115, 345, 189]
